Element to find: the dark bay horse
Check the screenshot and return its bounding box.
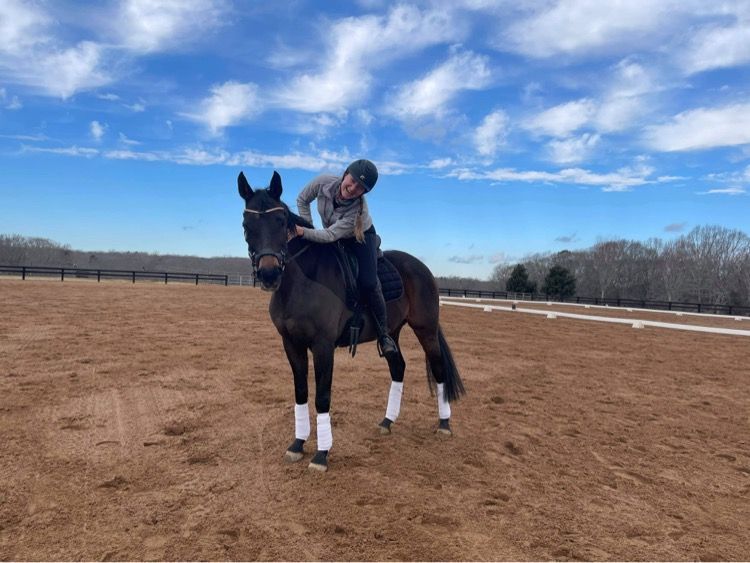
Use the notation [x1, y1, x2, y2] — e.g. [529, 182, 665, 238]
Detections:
[238, 170, 465, 472]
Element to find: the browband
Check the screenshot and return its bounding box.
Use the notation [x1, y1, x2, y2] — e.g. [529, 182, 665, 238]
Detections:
[244, 206, 285, 214]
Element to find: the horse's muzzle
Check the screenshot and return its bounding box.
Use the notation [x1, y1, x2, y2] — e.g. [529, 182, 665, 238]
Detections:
[257, 255, 283, 291]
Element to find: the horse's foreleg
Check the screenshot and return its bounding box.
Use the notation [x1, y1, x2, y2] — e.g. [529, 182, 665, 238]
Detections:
[283, 337, 309, 462]
[309, 342, 335, 472]
[379, 332, 406, 435]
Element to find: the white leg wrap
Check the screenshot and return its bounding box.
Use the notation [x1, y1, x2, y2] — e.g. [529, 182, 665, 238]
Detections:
[294, 403, 310, 441]
[385, 381, 404, 421]
[316, 412, 333, 451]
[437, 383, 451, 420]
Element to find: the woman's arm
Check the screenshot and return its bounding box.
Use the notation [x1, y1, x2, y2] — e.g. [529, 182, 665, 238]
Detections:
[296, 177, 322, 225]
[300, 213, 357, 244]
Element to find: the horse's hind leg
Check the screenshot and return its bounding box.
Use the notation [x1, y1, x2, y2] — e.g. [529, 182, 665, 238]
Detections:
[379, 327, 406, 435]
[282, 336, 309, 463]
[410, 325, 453, 436]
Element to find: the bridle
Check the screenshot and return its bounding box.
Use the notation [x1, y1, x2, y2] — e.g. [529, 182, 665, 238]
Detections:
[244, 206, 289, 277]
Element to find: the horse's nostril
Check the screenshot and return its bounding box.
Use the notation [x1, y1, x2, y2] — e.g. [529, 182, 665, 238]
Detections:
[258, 266, 282, 285]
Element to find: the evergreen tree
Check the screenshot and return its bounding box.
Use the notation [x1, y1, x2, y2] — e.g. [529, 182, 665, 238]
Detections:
[506, 263, 536, 293]
[542, 265, 576, 299]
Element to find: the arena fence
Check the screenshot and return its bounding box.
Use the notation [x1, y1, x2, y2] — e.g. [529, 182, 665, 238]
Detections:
[438, 288, 750, 317]
[0, 265, 229, 286]
[439, 299, 750, 337]
[3, 264, 747, 318]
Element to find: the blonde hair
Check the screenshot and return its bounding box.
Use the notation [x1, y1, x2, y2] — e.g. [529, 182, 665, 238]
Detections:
[354, 197, 365, 242]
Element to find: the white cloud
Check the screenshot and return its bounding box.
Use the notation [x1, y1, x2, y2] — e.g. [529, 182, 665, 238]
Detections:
[275, 5, 463, 113]
[289, 113, 347, 138]
[428, 158, 455, 169]
[679, 22, 750, 75]
[354, 109, 374, 127]
[0, 1, 111, 98]
[5, 96, 21, 109]
[594, 96, 645, 133]
[7, 41, 111, 99]
[23, 143, 359, 172]
[448, 254, 484, 264]
[124, 101, 146, 112]
[500, 0, 684, 58]
[387, 49, 491, 119]
[524, 99, 595, 138]
[22, 145, 99, 158]
[97, 93, 120, 101]
[697, 187, 747, 196]
[547, 133, 600, 164]
[473, 110, 509, 156]
[118, 132, 140, 146]
[0, 0, 50, 55]
[0, 88, 20, 109]
[115, 0, 227, 53]
[182, 81, 261, 134]
[448, 161, 663, 192]
[90, 120, 107, 141]
[644, 103, 750, 152]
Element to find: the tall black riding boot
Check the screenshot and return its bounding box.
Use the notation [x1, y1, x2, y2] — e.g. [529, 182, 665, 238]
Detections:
[365, 286, 399, 360]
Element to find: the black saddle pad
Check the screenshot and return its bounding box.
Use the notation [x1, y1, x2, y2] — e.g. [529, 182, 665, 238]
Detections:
[378, 256, 403, 302]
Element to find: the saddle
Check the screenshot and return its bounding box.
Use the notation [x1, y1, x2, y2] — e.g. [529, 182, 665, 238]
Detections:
[333, 237, 404, 356]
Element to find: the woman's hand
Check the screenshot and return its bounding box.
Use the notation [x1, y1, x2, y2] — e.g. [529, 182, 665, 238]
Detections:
[295, 225, 304, 237]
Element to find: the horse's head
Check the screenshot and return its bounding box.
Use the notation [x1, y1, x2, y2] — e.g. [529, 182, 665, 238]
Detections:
[238, 170, 290, 291]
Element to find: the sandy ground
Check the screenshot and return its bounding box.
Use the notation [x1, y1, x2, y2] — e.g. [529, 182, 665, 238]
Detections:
[1, 279, 749, 561]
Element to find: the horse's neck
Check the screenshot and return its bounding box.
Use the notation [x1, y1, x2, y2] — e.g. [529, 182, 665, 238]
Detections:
[281, 240, 343, 295]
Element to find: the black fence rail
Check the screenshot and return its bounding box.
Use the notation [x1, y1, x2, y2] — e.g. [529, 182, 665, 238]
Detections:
[438, 288, 750, 317]
[4, 265, 747, 317]
[0, 265, 228, 286]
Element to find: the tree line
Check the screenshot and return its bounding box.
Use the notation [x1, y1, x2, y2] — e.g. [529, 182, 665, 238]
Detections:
[3, 225, 749, 306]
[0, 234, 250, 276]
[491, 225, 750, 306]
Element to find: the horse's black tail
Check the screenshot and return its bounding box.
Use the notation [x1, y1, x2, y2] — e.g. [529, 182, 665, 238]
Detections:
[426, 324, 466, 403]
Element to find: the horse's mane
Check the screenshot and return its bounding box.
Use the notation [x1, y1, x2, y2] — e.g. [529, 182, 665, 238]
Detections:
[252, 188, 314, 232]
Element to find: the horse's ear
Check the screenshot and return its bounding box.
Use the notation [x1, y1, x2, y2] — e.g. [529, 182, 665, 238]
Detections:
[238, 171, 253, 200]
[269, 170, 283, 200]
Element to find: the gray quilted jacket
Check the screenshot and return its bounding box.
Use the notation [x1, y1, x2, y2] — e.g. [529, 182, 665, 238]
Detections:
[296, 174, 373, 244]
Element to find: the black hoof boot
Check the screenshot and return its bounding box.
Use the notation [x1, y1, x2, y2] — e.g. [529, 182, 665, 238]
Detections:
[308, 450, 329, 472]
[437, 418, 452, 436]
[378, 417, 394, 435]
[284, 438, 305, 462]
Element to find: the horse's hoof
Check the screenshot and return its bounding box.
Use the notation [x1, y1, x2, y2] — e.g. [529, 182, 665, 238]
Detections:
[284, 438, 305, 462]
[308, 461, 328, 473]
[308, 450, 328, 473]
[437, 418, 452, 436]
[378, 417, 393, 435]
[284, 450, 304, 463]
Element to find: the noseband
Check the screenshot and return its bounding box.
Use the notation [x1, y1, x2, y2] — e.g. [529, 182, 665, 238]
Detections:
[244, 206, 289, 277]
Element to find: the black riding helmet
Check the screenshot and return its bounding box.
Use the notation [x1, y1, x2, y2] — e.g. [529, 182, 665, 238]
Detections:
[345, 159, 378, 192]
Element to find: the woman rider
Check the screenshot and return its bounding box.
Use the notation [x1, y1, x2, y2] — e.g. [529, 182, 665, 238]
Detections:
[293, 159, 399, 360]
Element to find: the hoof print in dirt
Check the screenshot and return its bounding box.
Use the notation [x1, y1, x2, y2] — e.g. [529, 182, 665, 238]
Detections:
[98, 476, 128, 489]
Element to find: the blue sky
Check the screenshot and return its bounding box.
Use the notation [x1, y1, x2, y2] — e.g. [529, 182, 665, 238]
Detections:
[1, 0, 749, 278]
